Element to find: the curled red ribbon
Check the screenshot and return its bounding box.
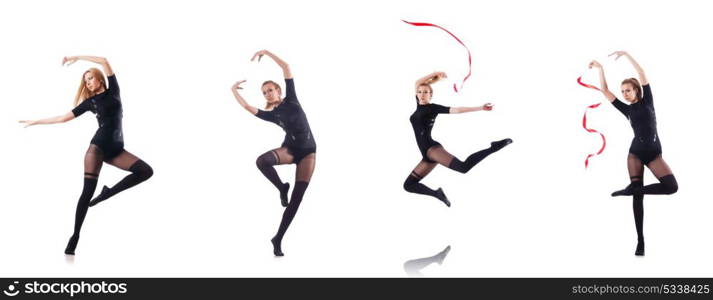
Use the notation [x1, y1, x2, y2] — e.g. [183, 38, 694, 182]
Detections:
[578, 76, 606, 168]
[577, 76, 600, 91]
[403, 20, 472, 92]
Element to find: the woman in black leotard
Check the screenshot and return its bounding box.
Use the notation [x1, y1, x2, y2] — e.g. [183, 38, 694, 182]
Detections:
[403, 71, 512, 207]
[20, 56, 153, 255]
[589, 51, 678, 256]
[231, 50, 316, 257]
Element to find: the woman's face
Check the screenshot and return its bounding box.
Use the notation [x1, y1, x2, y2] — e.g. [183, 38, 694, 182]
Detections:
[84, 72, 103, 93]
[621, 83, 638, 103]
[262, 83, 281, 104]
[416, 85, 432, 103]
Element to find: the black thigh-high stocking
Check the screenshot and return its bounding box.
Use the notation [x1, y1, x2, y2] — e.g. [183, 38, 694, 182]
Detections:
[427, 139, 512, 174]
[90, 150, 153, 207]
[632, 180, 645, 256]
[271, 153, 315, 256]
[256, 149, 291, 207]
[66, 145, 103, 255]
[640, 156, 678, 195]
[616, 154, 647, 255]
[612, 155, 678, 197]
[403, 160, 449, 207]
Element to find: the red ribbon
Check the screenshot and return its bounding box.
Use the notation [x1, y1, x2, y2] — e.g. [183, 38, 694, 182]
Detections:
[403, 20, 472, 92]
[577, 76, 600, 91]
[578, 76, 606, 168]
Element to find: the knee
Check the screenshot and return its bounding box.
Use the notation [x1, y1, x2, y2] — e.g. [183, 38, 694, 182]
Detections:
[256, 154, 274, 170]
[256, 156, 266, 169]
[403, 176, 417, 191]
[662, 175, 678, 194]
[447, 160, 467, 174]
[403, 179, 411, 191]
[667, 179, 678, 194]
[131, 160, 153, 180]
[142, 164, 154, 180]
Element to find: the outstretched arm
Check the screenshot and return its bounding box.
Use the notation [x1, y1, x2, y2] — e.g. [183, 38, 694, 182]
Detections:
[231, 80, 258, 115]
[415, 71, 446, 91]
[19, 112, 75, 128]
[62, 56, 114, 76]
[589, 60, 616, 102]
[450, 103, 493, 114]
[609, 51, 648, 85]
[252, 50, 292, 79]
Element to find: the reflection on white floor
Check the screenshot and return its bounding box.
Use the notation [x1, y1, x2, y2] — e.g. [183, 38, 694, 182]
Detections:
[404, 245, 451, 276]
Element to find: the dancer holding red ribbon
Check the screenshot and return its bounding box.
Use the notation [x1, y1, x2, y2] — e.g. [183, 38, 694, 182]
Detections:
[589, 51, 678, 256]
[402, 71, 512, 207]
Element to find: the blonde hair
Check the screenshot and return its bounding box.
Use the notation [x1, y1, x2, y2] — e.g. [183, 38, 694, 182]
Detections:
[73, 68, 106, 107]
[621, 78, 643, 102]
[262, 80, 282, 110]
[414, 74, 442, 102]
[417, 83, 433, 94]
[424, 74, 442, 86]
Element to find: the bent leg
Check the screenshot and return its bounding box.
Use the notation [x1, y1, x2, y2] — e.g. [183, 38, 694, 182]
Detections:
[89, 150, 153, 207]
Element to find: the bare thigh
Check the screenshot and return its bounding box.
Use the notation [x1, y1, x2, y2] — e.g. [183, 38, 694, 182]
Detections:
[411, 160, 437, 178]
[646, 155, 674, 178]
[426, 145, 456, 168]
[84, 144, 105, 178]
[295, 153, 316, 182]
[105, 150, 141, 171]
[627, 153, 644, 182]
[269, 147, 295, 166]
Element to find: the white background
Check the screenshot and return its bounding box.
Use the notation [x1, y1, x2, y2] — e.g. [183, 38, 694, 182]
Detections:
[1, 0, 711, 277]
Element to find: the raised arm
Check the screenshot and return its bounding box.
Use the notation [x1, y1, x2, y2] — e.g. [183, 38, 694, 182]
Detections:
[251, 50, 292, 79]
[450, 103, 493, 114]
[609, 51, 648, 85]
[19, 112, 75, 128]
[231, 80, 258, 115]
[62, 56, 114, 76]
[415, 71, 446, 91]
[589, 60, 616, 102]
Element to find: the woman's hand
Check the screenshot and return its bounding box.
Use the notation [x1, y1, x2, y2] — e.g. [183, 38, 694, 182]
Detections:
[482, 103, 493, 111]
[250, 50, 291, 78]
[588, 60, 602, 69]
[608, 50, 628, 60]
[62, 56, 78, 66]
[232, 80, 246, 90]
[251, 50, 269, 62]
[18, 120, 37, 128]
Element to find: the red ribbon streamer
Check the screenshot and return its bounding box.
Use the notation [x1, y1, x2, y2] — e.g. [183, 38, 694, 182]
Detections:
[578, 76, 606, 168]
[577, 76, 601, 91]
[403, 20, 472, 92]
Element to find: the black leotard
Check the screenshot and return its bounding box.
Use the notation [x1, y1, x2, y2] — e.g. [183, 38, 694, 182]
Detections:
[409, 101, 451, 163]
[611, 84, 661, 164]
[72, 74, 125, 159]
[256, 78, 316, 164]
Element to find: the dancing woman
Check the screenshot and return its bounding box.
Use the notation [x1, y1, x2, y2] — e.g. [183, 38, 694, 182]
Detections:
[20, 56, 153, 255]
[589, 51, 678, 256]
[230, 50, 316, 256]
[403, 71, 512, 207]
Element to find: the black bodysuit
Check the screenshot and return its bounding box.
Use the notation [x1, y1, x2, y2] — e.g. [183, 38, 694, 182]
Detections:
[72, 74, 125, 159]
[256, 78, 316, 164]
[410, 101, 451, 163]
[611, 84, 662, 164]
